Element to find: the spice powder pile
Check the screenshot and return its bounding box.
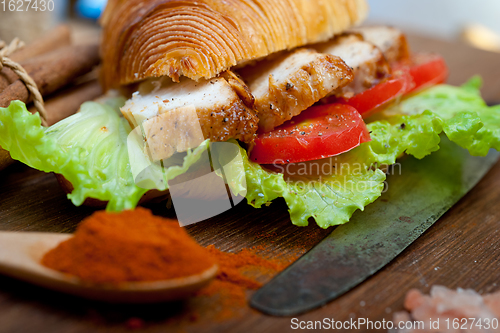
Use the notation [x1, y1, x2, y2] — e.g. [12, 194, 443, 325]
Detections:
[42, 208, 215, 283]
[166, 245, 298, 323]
[41, 208, 301, 326]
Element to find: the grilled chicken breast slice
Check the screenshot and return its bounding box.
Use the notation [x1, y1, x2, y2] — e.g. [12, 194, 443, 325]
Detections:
[315, 34, 391, 98]
[238, 48, 353, 132]
[349, 26, 410, 63]
[121, 76, 258, 146]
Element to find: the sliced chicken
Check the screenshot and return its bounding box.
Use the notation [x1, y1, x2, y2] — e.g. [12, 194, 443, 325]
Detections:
[315, 34, 391, 98]
[121, 76, 259, 147]
[349, 26, 410, 63]
[238, 48, 353, 132]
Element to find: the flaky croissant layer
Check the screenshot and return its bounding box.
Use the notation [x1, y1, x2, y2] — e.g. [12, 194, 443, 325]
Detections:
[100, 0, 368, 90]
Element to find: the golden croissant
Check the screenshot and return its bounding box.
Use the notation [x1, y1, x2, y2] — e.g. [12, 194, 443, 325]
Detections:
[100, 0, 368, 90]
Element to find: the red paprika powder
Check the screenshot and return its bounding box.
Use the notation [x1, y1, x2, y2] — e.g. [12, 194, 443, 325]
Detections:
[42, 208, 215, 284]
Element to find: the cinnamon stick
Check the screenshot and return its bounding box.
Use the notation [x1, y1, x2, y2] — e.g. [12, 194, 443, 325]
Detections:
[1, 79, 103, 171]
[11, 25, 71, 63]
[0, 25, 71, 91]
[0, 44, 100, 108]
[28, 80, 102, 125]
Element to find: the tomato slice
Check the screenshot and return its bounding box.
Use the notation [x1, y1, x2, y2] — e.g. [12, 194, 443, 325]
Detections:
[339, 70, 414, 117]
[335, 53, 448, 117]
[401, 53, 449, 93]
[250, 104, 371, 164]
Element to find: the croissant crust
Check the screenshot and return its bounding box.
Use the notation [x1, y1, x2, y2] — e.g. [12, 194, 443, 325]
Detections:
[100, 0, 368, 90]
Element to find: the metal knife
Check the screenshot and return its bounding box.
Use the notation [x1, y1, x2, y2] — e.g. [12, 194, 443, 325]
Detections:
[250, 136, 500, 316]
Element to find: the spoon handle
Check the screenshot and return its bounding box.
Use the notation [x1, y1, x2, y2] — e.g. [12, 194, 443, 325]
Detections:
[0, 231, 219, 303]
[0, 232, 72, 286]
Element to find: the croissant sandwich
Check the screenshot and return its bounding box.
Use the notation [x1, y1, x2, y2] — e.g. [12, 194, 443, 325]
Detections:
[1, 0, 499, 227]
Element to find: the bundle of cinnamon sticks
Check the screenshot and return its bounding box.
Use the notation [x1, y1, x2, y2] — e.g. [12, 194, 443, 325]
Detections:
[0, 25, 103, 170]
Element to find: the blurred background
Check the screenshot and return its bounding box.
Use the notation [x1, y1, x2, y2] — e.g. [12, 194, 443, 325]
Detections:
[367, 0, 500, 53]
[0, 0, 104, 43]
[1, 0, 500, 53]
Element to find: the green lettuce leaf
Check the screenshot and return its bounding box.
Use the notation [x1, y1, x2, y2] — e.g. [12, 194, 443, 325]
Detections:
[383, 76, 486, 119]
[237, 143, 310, 225]
[0, 100, 147, 210]
[0, 100, 205, 211]
[281, 151, 387, 228]
[443, 110, 500, 156]
[240, 143, 387, 228]
[360, 111, 444, 165]
[1, 77, 499, 228]
[383, 78, 500, 156]
[240, 111, 448, 228]
[241, 79, 500, 228]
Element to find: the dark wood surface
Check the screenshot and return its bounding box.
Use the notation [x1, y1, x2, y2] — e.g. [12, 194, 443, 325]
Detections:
[1, 35, 500, 333]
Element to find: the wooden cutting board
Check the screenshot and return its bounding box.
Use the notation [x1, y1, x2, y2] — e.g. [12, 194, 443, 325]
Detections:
[0, 34, 500, 333]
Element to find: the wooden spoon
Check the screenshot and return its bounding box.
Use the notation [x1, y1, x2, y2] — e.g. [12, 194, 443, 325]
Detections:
[0, 231, 218, 303]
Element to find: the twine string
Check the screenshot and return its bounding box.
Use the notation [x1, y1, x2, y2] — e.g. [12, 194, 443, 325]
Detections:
[0, 38, 48, 127]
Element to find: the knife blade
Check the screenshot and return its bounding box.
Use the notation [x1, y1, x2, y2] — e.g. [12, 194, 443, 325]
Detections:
[250, 136, 500, 316]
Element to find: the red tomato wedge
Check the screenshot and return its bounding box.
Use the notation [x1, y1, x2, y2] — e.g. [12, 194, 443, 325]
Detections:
[399, 53, 449, 93]
[250, 104, 371, 164]
[336, 53, 448, 118]
[339, 70, 414, 117]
